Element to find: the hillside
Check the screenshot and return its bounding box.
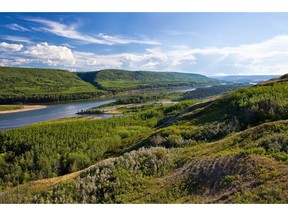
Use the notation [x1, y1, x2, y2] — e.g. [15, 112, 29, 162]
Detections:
[0, 67, 219, 104]
[0, 74, 287, 203]
[77, 69, 219, 92]
[0, 67, 103, 104]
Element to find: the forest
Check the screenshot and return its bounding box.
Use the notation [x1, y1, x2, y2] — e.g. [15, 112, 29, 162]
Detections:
[77, 69, 220, 92]
[0, 101, 194, 189]
[0, 67, 103, 104]
[179, 83, 249, 100]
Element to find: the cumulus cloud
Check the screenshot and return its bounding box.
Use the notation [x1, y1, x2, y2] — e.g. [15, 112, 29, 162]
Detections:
[24, 17, 159, 46]
[0, 42, 23, 51]
[143, 61, 159, 69]
[23, 42, 75, 66]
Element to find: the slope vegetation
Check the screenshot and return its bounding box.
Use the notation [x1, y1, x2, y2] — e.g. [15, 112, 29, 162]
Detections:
[77, 69, 219, 92]
[0, 75, 287, 203]
[0, 67, 219, 104]
[0, 67, 103, 104]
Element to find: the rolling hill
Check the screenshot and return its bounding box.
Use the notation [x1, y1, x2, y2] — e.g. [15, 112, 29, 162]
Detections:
[0, 67, 102, 104]
[77, 69, 219, 92]
[0, 74, 287, 203]
[0, 67, 219, 104]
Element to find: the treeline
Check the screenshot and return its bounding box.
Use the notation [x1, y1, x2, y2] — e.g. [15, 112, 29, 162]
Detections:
[0, 92, 105, 104]
[180, 84, 249, 100]
[230, 82, 288, 125]
[77, 109, 104, 114]
[116, 92, 182, 104]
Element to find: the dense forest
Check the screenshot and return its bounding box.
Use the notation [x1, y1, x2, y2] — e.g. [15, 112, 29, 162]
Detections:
[179, 83, 249, 100]
[0, 67, 103, 104]
[0, 75, 288, 203]
[77, 69, 220, 92]
[104, 83, 246, 105]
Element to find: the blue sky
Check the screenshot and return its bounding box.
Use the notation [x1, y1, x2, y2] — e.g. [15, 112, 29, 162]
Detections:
[1, 13, 288, 76]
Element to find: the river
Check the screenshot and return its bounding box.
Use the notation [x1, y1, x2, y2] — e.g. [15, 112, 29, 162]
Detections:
[0, 99, 116, 131]
[0, 86, 200, 131]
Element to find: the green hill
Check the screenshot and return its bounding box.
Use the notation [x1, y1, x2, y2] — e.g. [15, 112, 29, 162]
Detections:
[0, 73, 287, 203]
[0, 67, 103, 104]
[0, 67, 219, 104]
[77, 69, 219, 92]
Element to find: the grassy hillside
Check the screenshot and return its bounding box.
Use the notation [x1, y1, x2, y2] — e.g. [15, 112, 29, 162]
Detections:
[0, 67, 103, 104]
[0, 74, 287, 203]
[77, 69, 219, 92]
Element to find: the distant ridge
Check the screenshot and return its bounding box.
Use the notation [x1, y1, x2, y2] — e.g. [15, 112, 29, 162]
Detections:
[77, 69, 219, 92]
[0, 67, 219, 104]
[211, 75, 279, 84]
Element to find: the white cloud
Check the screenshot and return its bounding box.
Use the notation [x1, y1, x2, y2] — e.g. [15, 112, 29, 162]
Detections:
[0, 42, 23, 51]
[6, 23, 30, 32]
[2, 35, 32, 44]
[143, 61, 159, 69]
[190, 35, 288, 75]
[1, 34, 288, 76]
[25, 17, 159, 45]
[97, 33, 159, 45]
[0, 58, 32, 67]
[71, 48, 197, 71]
[23, 42, 75, 66]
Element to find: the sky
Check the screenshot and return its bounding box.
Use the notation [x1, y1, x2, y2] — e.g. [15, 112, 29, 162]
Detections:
[1, 13, 288, 76]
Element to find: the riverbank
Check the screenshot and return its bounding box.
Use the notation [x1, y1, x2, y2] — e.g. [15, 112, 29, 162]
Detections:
[0, 105, 47, 114]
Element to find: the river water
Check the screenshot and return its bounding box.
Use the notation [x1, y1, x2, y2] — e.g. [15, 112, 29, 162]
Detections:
[0, 99, 115, 131]
[0, 86, 200, 131]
